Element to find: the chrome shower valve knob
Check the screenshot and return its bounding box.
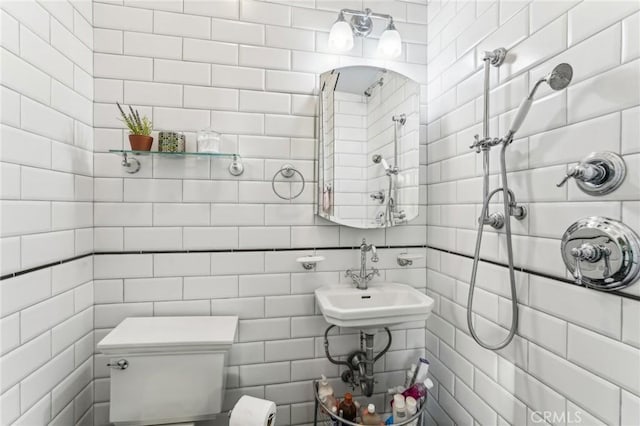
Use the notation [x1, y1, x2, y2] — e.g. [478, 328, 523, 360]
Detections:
[570, 243, 612, 284]
[556, 152, 626, 195]
[570, 243, 611, 263]
[561, 217, 640, 291]
[556, 162, 606, 187]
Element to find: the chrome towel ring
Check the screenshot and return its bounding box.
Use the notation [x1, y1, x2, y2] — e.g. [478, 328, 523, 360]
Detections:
[272, 164, 305, 200]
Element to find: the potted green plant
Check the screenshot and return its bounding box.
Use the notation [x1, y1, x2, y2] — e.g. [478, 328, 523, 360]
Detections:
[117, 102, 153, 151]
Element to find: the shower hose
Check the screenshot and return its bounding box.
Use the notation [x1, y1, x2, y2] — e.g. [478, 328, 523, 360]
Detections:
[467, 139, 519, 350]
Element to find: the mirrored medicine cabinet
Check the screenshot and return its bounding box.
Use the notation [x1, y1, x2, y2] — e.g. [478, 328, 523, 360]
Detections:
[316, 66, 420, 229]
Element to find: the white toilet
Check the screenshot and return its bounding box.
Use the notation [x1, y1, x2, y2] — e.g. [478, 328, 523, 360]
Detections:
[97, 316, 239, 426]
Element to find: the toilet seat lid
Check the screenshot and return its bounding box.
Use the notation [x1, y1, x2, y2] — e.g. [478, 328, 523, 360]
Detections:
[98, 316, 238, 354]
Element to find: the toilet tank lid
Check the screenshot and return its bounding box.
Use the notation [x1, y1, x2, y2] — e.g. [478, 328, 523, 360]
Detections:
[97, 316, 238, 354]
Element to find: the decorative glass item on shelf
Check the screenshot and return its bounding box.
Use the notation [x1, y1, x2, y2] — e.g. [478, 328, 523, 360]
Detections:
[107, 150, 244, 176]
[158, 131, 186, 152]
[197, 128, 221, 153]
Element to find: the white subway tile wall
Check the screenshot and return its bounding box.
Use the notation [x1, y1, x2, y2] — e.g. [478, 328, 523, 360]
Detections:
[89, 0, 427, 425]
[3, 1, 639, 426]
[425, 1, 640, 426]
[0, 0, 95, 425]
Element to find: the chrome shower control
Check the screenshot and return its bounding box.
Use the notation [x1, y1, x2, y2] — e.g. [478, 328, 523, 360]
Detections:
[561, 217, 640, 291]
[481, 212, 505, 229]
[556, 152, 626, 195]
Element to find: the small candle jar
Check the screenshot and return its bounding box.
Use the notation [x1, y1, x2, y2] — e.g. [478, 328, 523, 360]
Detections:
[158, 131, 185, 152]
[196, 129, 221, 153]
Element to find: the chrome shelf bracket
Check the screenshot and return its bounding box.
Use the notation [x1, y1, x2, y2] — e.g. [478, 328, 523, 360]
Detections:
[121, 153, 141, 174]
[229, 154, 244, 176]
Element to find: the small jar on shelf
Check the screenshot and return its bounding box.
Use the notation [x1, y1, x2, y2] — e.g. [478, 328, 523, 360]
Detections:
[158, 131, 186, 152]
[196, 128, 221, 153]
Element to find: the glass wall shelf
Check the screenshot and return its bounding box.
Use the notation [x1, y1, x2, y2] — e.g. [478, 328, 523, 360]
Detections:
[106, 149, 244, 176]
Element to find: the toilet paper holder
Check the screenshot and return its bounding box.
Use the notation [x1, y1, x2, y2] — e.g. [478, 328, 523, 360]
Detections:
[228, 395, 277, 426]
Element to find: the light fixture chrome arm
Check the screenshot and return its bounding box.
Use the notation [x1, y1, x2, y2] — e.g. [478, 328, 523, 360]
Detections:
[338, 8, 393, 23]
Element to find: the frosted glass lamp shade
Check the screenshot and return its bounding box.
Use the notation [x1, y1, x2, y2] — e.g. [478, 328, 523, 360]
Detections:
[377, 28, 402, 58]
[328, 20, 354, 52]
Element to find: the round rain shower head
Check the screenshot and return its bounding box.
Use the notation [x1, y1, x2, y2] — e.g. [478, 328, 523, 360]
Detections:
[548, 63, 573, 90]
[372, 154, 382, 164]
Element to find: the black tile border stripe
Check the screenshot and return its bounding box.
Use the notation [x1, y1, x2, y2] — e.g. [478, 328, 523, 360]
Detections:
[2, 245, 638, 302]
[0, 245, 427, 281]
[425, 245, 640, 302]
[0, 253, 94, 281]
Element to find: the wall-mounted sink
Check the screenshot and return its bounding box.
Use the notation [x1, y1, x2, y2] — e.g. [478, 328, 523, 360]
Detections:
[315, 282, 434, 329]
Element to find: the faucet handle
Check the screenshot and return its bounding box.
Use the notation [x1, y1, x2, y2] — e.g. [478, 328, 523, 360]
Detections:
[366, 268, 380, 280]
[557, 163, 606, 188]
[572, 254, 584, 284]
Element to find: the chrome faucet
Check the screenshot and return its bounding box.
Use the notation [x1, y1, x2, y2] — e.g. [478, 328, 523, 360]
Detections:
[345, 238, 379, 290]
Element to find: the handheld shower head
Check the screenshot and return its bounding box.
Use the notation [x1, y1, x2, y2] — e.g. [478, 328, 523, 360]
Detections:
[372, 154, 396, 174]
[547, 63, 573, 91]
[372, 154, 390, 170]
[528, 63, 573, 99]
[506, 63, 573, 139]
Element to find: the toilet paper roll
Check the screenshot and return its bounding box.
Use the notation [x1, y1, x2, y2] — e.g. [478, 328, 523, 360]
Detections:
[229, 395, 277, 426]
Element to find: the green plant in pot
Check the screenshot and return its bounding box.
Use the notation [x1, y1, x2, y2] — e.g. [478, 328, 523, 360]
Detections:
[117, 102, 153, 151]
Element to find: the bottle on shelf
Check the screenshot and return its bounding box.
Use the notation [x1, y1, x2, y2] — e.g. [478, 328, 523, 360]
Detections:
[401, 378, 434, 400]
[318, 375, 338, 413]
[406, 396, 418, 426]
[392, 394, 407, 421]
[361, 403, 383, 425]
[403, 364, 417, 388]
[330, 406, 340, 426]
[318, 375, 334, 401]
[338, 392, 358, 422]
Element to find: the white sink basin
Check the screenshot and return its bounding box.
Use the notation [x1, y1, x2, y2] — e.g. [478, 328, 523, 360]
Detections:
[315, 282, 434, 329]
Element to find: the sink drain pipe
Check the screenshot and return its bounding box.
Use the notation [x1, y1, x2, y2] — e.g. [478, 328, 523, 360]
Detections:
[323, 325, 392, 396]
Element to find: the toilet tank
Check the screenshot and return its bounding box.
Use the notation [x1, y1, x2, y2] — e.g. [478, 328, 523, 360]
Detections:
[97, 316, 238, 426]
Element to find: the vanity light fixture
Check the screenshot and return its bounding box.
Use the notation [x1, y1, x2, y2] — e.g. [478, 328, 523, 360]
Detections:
[328, 8, 402, 58]
[328, 12, 354, 52]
